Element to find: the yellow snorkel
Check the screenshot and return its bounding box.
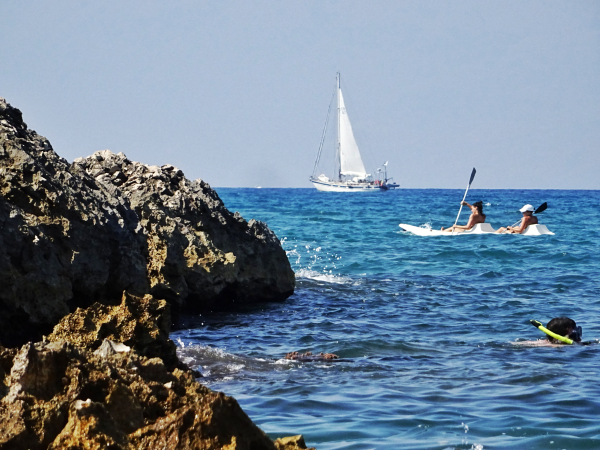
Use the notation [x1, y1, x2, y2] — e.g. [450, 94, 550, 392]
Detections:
[530, 319, 573, 345]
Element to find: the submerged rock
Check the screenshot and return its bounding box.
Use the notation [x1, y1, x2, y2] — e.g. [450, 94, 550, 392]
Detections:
[0, 97, 295, 346]
[284, 351, 339, 361]
[275, 435, 315, 450]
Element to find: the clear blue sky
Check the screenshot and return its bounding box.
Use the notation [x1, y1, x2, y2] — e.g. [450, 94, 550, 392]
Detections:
[2, 1, 598, 189]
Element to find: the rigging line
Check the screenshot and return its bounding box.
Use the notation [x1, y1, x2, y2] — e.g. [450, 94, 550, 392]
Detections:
[312, 83, 337, 178]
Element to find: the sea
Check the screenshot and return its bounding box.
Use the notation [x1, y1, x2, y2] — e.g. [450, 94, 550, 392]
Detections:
[172, 188, 600, 450]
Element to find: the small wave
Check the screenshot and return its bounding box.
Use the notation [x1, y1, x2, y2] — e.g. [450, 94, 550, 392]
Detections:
[177, 343, 241, 366]
[226, 363, 245, 373]
[274, 359, 294, 365]
[175, 344, 298, 382]
[480, 270, 503, 278]
[295, 268, 352, 284]
[511, 339, 565, 347]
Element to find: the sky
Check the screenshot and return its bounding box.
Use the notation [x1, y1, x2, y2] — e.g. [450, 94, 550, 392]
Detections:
[1, 1, 599, 189]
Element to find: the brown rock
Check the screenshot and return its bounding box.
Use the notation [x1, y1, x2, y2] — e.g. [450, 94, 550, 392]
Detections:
[274, 435, 315, 450]
[73, 149, 295, 313]
[0, 97, 295, 347]
[284, 351, 339, 361]
[0, 341, 279, 450]
[47, 291, 179, 369]
[49, 399, 131, 450]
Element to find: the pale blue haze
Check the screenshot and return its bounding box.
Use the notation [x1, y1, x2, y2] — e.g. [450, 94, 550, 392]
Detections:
[1, 1, 599, 188]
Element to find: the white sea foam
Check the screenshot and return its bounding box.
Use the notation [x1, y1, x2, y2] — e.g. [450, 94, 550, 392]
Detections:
[286, 249, 302, 264]
[175, 343, 292, 381]
[295, 268, 352, 284]
[511, 339, 565, 347]
[274, 358, 294, 365]
[226, 363, 245, 373]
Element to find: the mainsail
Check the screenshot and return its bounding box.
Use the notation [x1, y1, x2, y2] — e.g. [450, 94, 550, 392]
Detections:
[338, 88, 367, 178]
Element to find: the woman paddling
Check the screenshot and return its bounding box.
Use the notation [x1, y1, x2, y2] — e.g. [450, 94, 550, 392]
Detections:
[441, 201, 486, 232]
[495, 204, 538, 234]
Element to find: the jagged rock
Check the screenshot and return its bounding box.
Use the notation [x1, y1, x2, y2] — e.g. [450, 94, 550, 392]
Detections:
[0, 98, 312, 449]
[0, 340, 280, 450]
[72, 149, 295, 313]
[47, 291, 180, 370]
[94, 339, 131, 358]
[0, 97, 295, 346]
[274, 435, 315, 450]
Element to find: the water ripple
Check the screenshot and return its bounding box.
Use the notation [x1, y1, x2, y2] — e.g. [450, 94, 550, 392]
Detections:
[172, 189, 600, 450]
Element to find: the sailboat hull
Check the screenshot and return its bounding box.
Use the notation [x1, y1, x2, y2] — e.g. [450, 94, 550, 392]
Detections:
[312, 179, 395, 192]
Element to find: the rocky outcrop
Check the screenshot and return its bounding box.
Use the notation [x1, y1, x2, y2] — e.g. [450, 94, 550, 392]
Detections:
[275, 436, 314, 450]
[72, 149, 294, 311]
[0, 97, 310, 449]
[47, 291, 180, 371]
[284, 351, 339, 361]
[0, 340, 278, 449]
[0, 294, 314, 450]
[0, 97, 294, 346]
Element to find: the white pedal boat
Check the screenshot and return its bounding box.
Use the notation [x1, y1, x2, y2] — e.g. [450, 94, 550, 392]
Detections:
[398, 223, 555, 236]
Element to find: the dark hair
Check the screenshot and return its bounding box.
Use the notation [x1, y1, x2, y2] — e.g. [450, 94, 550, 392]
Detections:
[546, 317, 578, 343]
[473, 201, 484, 213]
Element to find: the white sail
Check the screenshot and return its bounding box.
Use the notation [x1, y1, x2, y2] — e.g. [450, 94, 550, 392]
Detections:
[338, 89, 367, 178]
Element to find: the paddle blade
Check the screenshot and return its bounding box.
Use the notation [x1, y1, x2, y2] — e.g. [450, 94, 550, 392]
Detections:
[468, 168, 476, 186]
[534, 202, 547, 214]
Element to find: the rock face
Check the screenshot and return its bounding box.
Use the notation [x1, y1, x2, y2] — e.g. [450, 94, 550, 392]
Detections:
[0, 97, 294, 346]
[0, 340, 279, 449]
[0, 294, 315, 449]
[0, 293, 315, 450]
[48, 291, 180, 371]
[0, 97, 311, 449]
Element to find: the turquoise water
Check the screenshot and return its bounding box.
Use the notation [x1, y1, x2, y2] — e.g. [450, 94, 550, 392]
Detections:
[173, 189, 600, 450]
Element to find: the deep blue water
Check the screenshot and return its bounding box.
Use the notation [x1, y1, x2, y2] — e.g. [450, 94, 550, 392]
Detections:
[172, 188, 600, 450]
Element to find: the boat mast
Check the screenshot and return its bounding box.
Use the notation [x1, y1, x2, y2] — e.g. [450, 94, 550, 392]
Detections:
[336, 72, 341, 181]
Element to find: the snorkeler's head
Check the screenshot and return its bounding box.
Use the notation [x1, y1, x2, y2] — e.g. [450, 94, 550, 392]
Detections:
[546, 317, 582, 343]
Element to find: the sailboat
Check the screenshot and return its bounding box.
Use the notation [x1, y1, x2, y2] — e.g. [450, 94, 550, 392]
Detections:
[310, 73, 399, 192]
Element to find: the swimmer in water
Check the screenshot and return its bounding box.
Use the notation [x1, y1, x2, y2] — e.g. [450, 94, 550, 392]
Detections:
[513, 317, 585, 347]
[543, 317, 582, 344]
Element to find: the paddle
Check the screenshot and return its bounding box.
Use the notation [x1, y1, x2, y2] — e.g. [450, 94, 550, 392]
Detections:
[510, 202, 548, 228]
[452, 168, 476, 228]
[535, 202, 548, 214]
